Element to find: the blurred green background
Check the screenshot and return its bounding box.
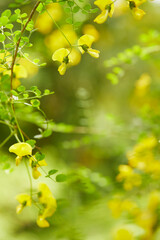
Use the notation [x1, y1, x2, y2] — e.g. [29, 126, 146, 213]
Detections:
[0, 0, 160, 239]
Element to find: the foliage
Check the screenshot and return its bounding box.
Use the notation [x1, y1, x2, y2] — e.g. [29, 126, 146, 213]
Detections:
[0, 0, 160, 239]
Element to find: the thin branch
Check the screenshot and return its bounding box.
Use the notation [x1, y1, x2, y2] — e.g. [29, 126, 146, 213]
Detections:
[10, 1, 41, 92]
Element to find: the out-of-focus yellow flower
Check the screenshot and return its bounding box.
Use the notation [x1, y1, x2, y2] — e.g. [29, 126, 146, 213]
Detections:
[37, 216, 50, 228]
[134, 74, 151, 97]
[19, 58, 38, 77]
[78, 34, 100, 58]
[13, 65, 28, 89]
[132, 7, 146, 20]
[45, 25, 77, 52]
[0, 52, 27, 89]
[113, 0, 128, 16]
[9, 142, 32, 166]
[148, 191, 160, 211]
[16, 193, 32, 214]
[82, 24, 100, 42]
[135, 210, 156, 238]
[114, 228, 134, 240]
[94, 0, 114, 24]
[4, 64, 28, 89]
[37, 183, 57, 228]
[29, 155, 47, 179]
[108, 198, 122, 218]
[108, 197, 139, 218]
[0, 51, 12, 69]
[35, 3, 62, 34]
[116, 165, 141, 190]
[129, 1, 146, 20]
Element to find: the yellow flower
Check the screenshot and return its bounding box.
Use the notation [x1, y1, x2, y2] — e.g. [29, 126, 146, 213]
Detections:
[37, 216, 50, 228]
[148, 191, 160, 211]
[9, 142, 32, 166]
[45, 25, 78, 52]
[37, 183, 57, 228]
[29, 156, 47, 179]
[19, 58, 38, 77]
[114, 228, 134, 240]
[108, 198, 122, 218]
[35, 3, 62, 34]
[134, 73, 151, 97]
[132, 7, 146, 20]
[52, 48, 72, 75]
[82, 24, 100, 42]
[4, 64, 28, 89]
[67, 49, 81, 66]
[108, 197, 139, 218]
[94, 0, 114, 24]
[16, 193, 32, 214]
[78, 34, 100, 58]
[116, 165, 141, 190]
[129, 1, 146, 20]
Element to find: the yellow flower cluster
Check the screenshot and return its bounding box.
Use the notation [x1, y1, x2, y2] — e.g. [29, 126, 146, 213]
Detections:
[16, 183, 57, 228]
[9, 142, 57, 228]
[52, 34, 99, 75]
[37, 183, 57, 227]
[9, 142, 48, 179]
[108, 197, 139, 218]
[116, 136, 160, 190]
[108, 191, 160, 239]
[116, 164, 141, 190]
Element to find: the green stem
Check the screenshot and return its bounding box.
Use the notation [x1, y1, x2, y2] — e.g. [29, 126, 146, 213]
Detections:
[0, 131, 15, 148]
[0, 120, 14, 128]
[24, 159, 33, 198]
[43, 4, 73, 48]
[10, 102, 24, 142]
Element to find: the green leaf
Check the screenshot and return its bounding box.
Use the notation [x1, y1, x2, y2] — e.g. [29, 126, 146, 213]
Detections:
[30, 99, 40, 108]
[14, 9, 21, 15]
[42, 129, 52, 137]
[2, 10, 11, 18]
[5, 24, 13, 29]
[21, 13, 27, 18]
[17, 85, 26, 92]
[23, 93, 29, 98]
[9, 14, 18, 22]
[44, 89, 50, 95]
[0, 34, 5, 42]
[36, 3, 44, 13]
[30, 86, 37, 91]
[46, 169, 58, 177]
[0, 92, 8, 102]
[64, 8, 71, 13]
[0, 16, 9, 25]
[11, 90, 18, 96]
[83, 4, 91, 11]
[35, 152, 45, 161]
[66, 17, 72, 24]
[72, 6, 80, 13]
[106, 73, 119, 85]
[56, 174, 67, 182]
[26, 139, 36, 148]
[67, 1, 74, 7]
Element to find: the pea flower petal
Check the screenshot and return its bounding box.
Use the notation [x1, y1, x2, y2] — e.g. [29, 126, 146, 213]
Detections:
[9, 142, 32, 157]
